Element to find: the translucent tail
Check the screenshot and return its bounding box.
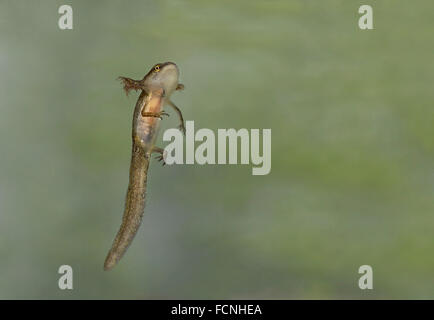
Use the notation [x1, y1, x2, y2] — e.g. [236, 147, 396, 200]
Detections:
[104, 145, 150, 271]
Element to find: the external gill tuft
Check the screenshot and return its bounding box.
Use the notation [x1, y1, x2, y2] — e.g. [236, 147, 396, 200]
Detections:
[118, 77, 144, 96]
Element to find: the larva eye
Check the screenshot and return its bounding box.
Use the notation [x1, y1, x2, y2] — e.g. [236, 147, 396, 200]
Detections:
[154, 65, 161, 72]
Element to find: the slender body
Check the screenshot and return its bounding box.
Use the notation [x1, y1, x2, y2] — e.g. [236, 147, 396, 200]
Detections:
[104, 62, 185, 271]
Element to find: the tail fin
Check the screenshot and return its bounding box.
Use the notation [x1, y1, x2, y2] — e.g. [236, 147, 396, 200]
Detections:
[104, 146, 150, 271]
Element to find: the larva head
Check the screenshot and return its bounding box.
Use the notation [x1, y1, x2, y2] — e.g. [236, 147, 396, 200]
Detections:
[143, 62, 180, 97]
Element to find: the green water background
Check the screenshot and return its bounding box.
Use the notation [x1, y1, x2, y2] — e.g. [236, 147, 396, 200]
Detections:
[0, 0, 433, 298]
